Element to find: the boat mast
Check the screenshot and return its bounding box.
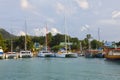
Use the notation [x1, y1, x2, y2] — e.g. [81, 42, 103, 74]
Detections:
[80, 42, 82, 53]
[45, 24, 48, 51]
[64, 12, 67, 53]
[88, 39, 91, 52]
[87, 34, 91, 52]
[11, 39, 13, 53]
[25, 20, 27, 51]
[10, 28, 13, 53]
[98, 28, 100, 41]
[68, 36, 71, 52]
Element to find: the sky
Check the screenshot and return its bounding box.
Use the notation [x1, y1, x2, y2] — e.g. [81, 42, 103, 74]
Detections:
[0, 0, 120, 42]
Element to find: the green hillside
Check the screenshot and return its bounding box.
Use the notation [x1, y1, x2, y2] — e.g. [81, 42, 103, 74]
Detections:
[0, 28, 16, 39]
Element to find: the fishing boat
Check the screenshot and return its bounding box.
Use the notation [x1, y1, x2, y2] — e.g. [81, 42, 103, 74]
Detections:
[105, 49, 120, 60]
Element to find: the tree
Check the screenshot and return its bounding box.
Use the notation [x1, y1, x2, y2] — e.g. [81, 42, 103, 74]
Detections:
[47, 32, 52, 47]
[70, 37, 80, 50]
[86, 34, 92, 39]
[91, 40, 99, 49]
[26, 35, 33, 50]
[50, 33, 65, 47]
[116, 41, 120, 47]
[51, 45, 63, 52]
[0, 34, 6, 51]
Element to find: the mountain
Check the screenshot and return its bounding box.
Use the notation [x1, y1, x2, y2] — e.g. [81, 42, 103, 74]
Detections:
[0, 28, 16, 39]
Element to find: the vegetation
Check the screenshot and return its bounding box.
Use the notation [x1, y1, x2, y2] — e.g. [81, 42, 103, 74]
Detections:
[0, 28, 116, 52]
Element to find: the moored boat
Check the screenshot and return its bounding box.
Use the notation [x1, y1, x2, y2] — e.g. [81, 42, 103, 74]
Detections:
[5, 52, 19, 59]
[38, 50, 54, 57]
[84, 50, 95, 58]
[84, 52, 95, 58]
[95, 52, 104, 58]
[55, 49, 78, 58]
[105, 49, 120, 60]
[0, 47, 5, 59]
[55, 52, 78, 58]
[19, 50, 33, 58]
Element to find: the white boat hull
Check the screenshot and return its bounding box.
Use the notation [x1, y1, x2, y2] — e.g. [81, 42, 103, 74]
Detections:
[0, 54, 5, 59]
[55, 52, 78, 58]
[19, 51, 33, 58]
[5, 53, 19, 59]
[0, 48, 5, 59]
[38, 53, 54, 57]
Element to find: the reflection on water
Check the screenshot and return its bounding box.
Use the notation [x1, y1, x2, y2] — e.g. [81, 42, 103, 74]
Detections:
[0, 57, 120, 80]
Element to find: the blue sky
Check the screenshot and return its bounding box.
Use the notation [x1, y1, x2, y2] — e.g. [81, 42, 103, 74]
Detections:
[0, 0, 120, 42]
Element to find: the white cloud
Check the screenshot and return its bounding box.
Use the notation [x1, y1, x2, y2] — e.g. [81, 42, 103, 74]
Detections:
[34, 27, 46, 36]
[75, 0, 89, 10]
[50, 28, 61, 35]
[21, 0, 42, 17]
[112, 11, 120, 18]
[34, 28, 41, 36]
[56, 2, 65, 14]
[98, 19, 120, 25]
[81, 24, 90, 31]
[21, 0, 33, 10]
[21, 0, 54, 24]
[18, 31, 26, 36]
[47, 18, 55, 23]
[98, 11, 120, 26]
[34, 27, 60, 36]
[55, 2, 76, 15]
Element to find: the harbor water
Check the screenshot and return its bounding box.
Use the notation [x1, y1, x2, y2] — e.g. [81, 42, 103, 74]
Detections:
[0, 57, 120, 80]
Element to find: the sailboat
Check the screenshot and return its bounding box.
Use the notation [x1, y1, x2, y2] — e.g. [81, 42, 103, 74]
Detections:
[19, 21, 33, 58]
[55, 13, 78, 58]
[38, 25, 54, 57]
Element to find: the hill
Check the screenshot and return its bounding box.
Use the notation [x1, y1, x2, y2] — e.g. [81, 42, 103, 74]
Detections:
[0, 28, 16, 39]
